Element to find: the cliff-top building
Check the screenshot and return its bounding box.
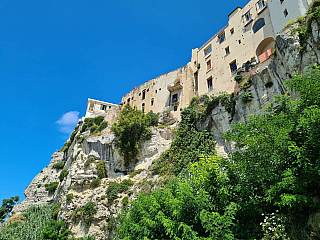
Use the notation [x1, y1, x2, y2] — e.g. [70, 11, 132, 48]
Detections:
[118, 0, 311, 121]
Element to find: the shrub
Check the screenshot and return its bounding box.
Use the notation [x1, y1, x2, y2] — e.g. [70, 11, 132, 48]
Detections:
[0, 196, 20, 223]
[84, 157, 95, 168]
[69, 237, 95, 240]
[77, 202, 97, 226]
[97, 121, 108, 132]
[147, 110, 159, 126]
[37, 184, 42, 188]
[52, 202, 61, 220]
[78, 136, 85, 144]
[81, 118, 94, 133]
[93, 116, 104, 126]
[53, 161, 65, 169]
[69, 126, 79, 143]
[45, 182, 59, 193]
[59, 169, 69, 182]
[66, 194, 73, 201]
[96, 161, 107, 179]
[61, 141, 71, 152]
[241, 91, 253, 103]
[234, 74, 242, 82]
[141, 128, 153, 140]
[90, 178, 101, 188]
[100, 195, 106, 201]
[129, 169, 145, 178]
[111, 104, 152, 167]
[106, 180, 134, 203]
[107, 220, 115, 232]
[122, 197, 129, 206]
[40, 220, 69, 240]
[90, 125, 98, 134]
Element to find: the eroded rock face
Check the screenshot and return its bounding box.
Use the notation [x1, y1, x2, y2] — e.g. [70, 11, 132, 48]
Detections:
[11, 126, 175, 239]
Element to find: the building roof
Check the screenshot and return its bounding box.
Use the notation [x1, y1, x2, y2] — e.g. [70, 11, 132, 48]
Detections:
[87, 98, 118, 106]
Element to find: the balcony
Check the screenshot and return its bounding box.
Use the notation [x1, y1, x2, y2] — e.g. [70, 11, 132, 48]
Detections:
[167, 81, 183, 92]
[259, 47, 273, 63]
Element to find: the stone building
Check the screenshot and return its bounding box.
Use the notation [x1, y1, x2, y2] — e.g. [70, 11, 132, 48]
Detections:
[85, 98, 118, 118]
[119, 0, 310, 121]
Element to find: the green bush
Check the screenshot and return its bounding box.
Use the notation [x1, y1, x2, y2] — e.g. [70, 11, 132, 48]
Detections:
[111, 104, 152, 167]
[66, 194, 73, 201]
[106, 180, 134, 203]
[140, 127, 153, 140]
[96, 161, 107, 179]
[0, 196, 20, 223]
[84, 157, 95, 168]
[90, 178, 101, 188]
[78, 136, 85, 144]
[129, 169, 145, 178]
[97, 121, 108, 132]
[100, 195, 106, 201]
[71, 202, 97, 226]
[90, 125, 98, 134]
[37, 184, 42, 188]
[234, 74, 242, 82]
[69, 126, 79, 143]
[122, 197, 129, 206]
[59, 169, 69, 182]
[61, 141, 71, 153]
[69, 237, 95, 240]
[93, 116, 104, 126]
[52, 161, 65, 169]
[45, 182, 59, 193]
[147, 110, 159, 126]
[52, 202, 61, 220]
[81, 118, 94, 133]
[40, 220, 69, 240]
[241, 91, 253, 103]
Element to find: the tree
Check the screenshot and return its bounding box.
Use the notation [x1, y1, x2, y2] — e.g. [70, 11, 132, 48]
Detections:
[0, 196, 19, 222]
[40, 220, 69, 240]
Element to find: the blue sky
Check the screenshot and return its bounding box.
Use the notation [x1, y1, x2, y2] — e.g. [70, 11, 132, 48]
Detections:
[0, 0, 249, 202]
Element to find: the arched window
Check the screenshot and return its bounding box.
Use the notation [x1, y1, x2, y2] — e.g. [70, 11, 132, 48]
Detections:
[253, 18, 265, 33]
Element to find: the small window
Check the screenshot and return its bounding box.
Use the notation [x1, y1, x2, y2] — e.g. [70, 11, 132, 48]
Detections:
[101, 105, 107, 110]
[253, 18, 265, 33]
[218, 33, 225, 44]
[159, 88, 161, 91]
[225, 46, 230, 55]
[284, 9, 288, 17]
[206, 60, 211, 71]
[151, 98, 154, 106]
[131, 97, 134, 100]
[147, 88, 149, 92]
[230, 60, 237, 75]
[127, 98, 130, 103]
[142, 90, 146, 100]
[172, 94, 178, 103]
[280, 0, 284, 4]
[109, 106, 111, 109]
[155, 90, 157, 93]
[142, 103, 145, 111]
[230, 28, 234, 35]
[239, 40, 241, 44]
[244, 11, 252, 23]
[257, 0, 265, 10]
[207, 77, 213, 91]
[139, 93, 141, 96]
[174, 106, 178, 112]
[204, 45, 212, 56]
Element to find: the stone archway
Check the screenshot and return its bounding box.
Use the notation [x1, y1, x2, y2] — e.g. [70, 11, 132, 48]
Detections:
[256, 37, 275, 63]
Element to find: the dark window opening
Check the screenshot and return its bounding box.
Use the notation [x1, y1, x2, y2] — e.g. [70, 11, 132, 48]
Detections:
[225, 46, 230, 55]
[253, 18, 265, 33]
[194, 72, 198, 92]
[280, 0, 284, 4]
[151, 99, 154, 106]
[147, 89, 149, 92]
[239, 40, 241, 44]
[155, 90, 157, 93]
[219, 33, 226, 44]
[284, 9, 288, 17]
[127, 98, 130, 103]
[131, 97, 134, 100]
[230, 28, 234, 35]
[230, 61, 237, 75]
[204, 45, 212, 56]
[174, 106, 178, 111]
[109, 106, 111, 109]
[101, 105, 107, 110]
[172, 94, 178, 103]
[142, 90, 146, 100]
[142, 103, 145, 112]
[207, 77, 213, 91]
[206, 60, 211, 70]
[139, 93, 141, 96]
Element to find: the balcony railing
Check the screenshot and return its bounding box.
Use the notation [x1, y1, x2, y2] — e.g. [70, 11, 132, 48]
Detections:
[259, 47, 273, 63]
[167, 81, 183, 92]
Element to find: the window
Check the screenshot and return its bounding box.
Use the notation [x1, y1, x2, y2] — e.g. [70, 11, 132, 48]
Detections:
[109, 106, 111, 109]
[244, 11, 252, 23]
[174, 106, 178, 111]
[151, 98, 154, 106]
[239, 40, 241, 44]
[127, 98, 130, 103]
[101, 105, 107, 110]
[206, 60, 211, 71]
[207, 77, 213, 91]
[172, 94, 178, 103]
[280, 0, 284, 4]
[218, 33, 225, 44]
[230, 28, 234, 35]
[230, 60, 237, 75]
[142, 90, 146, 100]
[142, 103, 145, 111]
[225, 46, 230, 55]
[257, 0, 265, 10]
[253, 18, 265, 33]
[155, 90, 157, 93]
[204, 45, 212, 56]
[284, 9, 288, 17]
[131, 97, 134, 100]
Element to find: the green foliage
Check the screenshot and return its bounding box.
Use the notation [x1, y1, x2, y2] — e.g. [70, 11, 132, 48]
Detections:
[45, 182, 59, 193]
[97, 121, 108, 132]
[74, 150, 81, 160]
[129, 169, 145, 178]
[100, 195, 106, 201]
[69, 126, 79, 143]
[37, 184, 42, 188]
[61, 141, 71, 152]
[140, 127, 153, 140]
[96, 161, 107, 179]
[90, 125, 98, 134]
[0, 205, 52, 240]
[59, 169, 69, 182]
[40, 220, 69, 240]
[93, 116, 104, 126]
[241, 91, 253, 103]
[52, 202, 61, 220]
[84, 157, 95, 168]
[69, 237, 95, 240]
[78, 136, 85, 144]
[234, 74, 242, 82]
[147, 110, 159, 126]
[0, 196, 19, 222]
[111, 104, 152, 167]
[81, 118, 94, 133]
[152, 97, 216, 176]
[52, 161, 66, 169]
[66, 194, 73, 201]
[122, 197, 129, 206]
[106, 180, 134, 203]
[71, 202, 97, 226]
[90, 178, 101, 188]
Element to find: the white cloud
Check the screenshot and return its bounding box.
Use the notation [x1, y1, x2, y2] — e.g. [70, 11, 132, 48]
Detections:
[56, 111, 80, 134]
